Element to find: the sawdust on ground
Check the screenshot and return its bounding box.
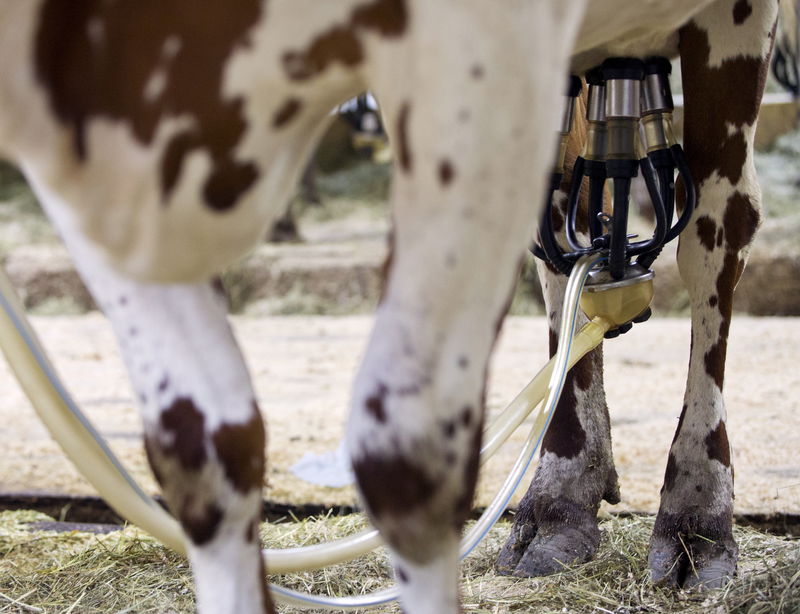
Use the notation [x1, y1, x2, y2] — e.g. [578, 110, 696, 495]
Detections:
[0, 314, 798, 516]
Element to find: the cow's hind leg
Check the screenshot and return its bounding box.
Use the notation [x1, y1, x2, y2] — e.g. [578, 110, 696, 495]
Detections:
[497, 175, 619, 577]
[648, 0, 778, 589]
[61, 237, 273, 614]
[347, 4, 586, 611]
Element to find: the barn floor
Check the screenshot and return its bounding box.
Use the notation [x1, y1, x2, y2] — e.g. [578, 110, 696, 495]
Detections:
[1, 510, 797, 614]
[0, 313, 797, 518]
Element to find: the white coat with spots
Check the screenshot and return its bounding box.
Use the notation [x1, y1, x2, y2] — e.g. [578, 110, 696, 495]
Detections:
[0, 1, 778, 612]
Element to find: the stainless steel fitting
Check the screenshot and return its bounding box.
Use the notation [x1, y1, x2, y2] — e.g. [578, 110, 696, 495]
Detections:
[605, 78, 641, 119]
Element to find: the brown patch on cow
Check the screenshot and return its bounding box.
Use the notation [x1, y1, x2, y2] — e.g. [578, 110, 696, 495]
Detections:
[365, 383, 389, 423]
[733, 0, 753, 24]
[671, 404, 688, 447]
[282, 0, 407, 81]
[245, 519, 258, 544]
[282, 27, 362, 80]
[442, 419, 456, 439]
[717, 252, 740, 321]
[558, 95, 591, 237]
[352, 452, 439, 519]
[272, 98, 303, 128]
[351, 0, 409, 34]
[704, 337, 727, 390]
[704, 246, 746, 390]
[396, 566, 409, 583]
[541, 377, 587, 459]
[396, 102, 413, 173]
[143, 435, 166, 487]
[709, 295, 719, 308]
[35, 0, 263, 210]
[539, 345, 598, 458]
[696, 215, 718, 251]
[548, 327, 559, 358]
[452, 425, 483, 528]
[471, 64, 485, 80]
[378, 228, 395, 304]
[203, 157, 260, 210]
[716, 227, 724, 247]
[679, 22, 772, 187]
[705, 420, 731, 467]
[180, 500, 223, 545]
[211, 402, 265, 494]
[160, 131, 199, 199]
[438, 159, 455, 186]
[663, 452, 678, 492]
[571, 351, 596, 392]
[460, 406, 473, 428]
[211, 276, 228, 300]
[723, 192, 760, 252]
[159, 397, 208, 471]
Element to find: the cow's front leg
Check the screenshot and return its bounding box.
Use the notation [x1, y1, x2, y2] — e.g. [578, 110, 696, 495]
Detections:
[649, 0, 777, 589]
[64, 239, 273, 614]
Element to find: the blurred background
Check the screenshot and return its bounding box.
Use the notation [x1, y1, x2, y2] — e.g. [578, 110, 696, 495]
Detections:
[0, 79, 798, 320]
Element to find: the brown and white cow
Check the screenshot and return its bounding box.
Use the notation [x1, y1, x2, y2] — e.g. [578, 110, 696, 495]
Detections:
[0, 1, 778, 613]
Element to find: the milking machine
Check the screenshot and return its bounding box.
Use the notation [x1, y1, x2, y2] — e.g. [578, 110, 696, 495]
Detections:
[0, 57, 694, 609]
[533, 57, 695, 338]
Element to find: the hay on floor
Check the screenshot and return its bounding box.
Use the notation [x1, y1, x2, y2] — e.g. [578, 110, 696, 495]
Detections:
[0, 510, 797, 613]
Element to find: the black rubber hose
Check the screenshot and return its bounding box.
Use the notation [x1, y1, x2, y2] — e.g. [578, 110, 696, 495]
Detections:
[588, 174, 606, 241]
[658, 165, 675, 229]
[538, 200, 574, 275]
[565, 156, 587, 251]
[628, 156, 668, 257]
[663, 144, 696, 244]
[609, 177, 631, 279]
[532, 174, 574, 276]
[634, 157, 671, 268]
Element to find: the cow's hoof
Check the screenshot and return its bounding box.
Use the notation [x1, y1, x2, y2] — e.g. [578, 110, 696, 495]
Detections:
[496, 521, 536, 575]
[512, 524, 600, 577]
[649, 533, 737, 589]
[648, 535, 683, 586]
[497, 522, 600, 577]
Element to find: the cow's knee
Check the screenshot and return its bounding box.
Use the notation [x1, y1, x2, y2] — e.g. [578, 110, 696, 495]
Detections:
[144, 398, 264, 541]
[145, 399, 273, 613]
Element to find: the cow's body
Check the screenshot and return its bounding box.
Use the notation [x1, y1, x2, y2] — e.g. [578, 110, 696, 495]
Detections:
[0, 1, 778, 613]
